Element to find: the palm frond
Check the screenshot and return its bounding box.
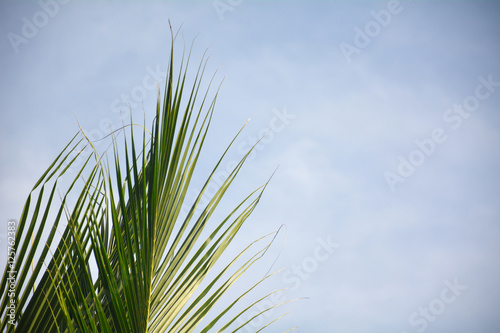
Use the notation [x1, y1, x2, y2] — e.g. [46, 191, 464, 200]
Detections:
[0, 29, 292, 333]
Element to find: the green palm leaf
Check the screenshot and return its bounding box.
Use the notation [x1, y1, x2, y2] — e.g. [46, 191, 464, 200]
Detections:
[0, 29, 293, 333]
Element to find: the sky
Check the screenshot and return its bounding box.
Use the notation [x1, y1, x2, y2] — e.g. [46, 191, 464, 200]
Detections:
[1, 1, 500, 332]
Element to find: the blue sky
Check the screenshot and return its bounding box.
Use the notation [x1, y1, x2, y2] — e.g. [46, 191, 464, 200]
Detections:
[1, 1, 500, 332]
